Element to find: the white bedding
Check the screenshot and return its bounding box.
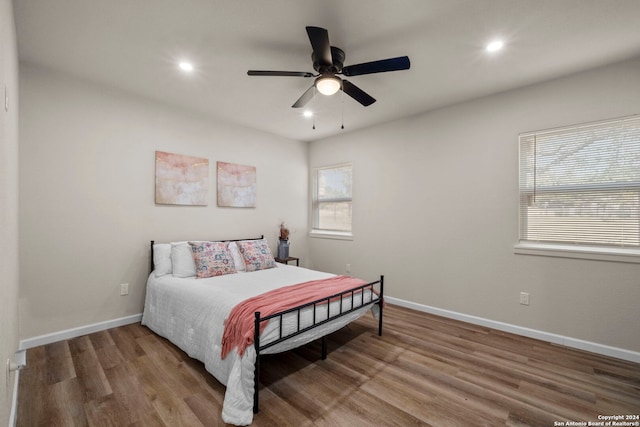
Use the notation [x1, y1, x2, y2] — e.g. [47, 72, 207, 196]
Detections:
[141, 263, 377, 425]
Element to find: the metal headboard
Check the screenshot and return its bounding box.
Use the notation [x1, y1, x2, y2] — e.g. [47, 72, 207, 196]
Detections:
[149, 235, 264, 274]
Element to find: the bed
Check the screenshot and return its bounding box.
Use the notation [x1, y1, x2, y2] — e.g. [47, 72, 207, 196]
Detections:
[141, 236, 384, 425]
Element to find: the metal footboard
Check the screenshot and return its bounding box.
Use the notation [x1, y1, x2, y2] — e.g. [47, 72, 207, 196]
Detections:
[252, 275, 384, 413]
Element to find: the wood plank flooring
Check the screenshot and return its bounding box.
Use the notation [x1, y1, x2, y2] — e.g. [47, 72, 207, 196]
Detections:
[18, 304, 640, 426]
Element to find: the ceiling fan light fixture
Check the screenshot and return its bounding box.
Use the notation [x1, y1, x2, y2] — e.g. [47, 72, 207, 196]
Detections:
[315, 76, 341, 96]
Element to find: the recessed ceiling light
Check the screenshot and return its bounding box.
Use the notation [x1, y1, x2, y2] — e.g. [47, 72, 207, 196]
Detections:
[303, 110, 313, 118]
[178, 61, 194, 72]
[486, 40, 504, 53]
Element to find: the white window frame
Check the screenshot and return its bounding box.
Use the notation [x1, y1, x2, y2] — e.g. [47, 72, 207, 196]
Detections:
[514, 115, 640, 263]
[309, 162, 353, 240]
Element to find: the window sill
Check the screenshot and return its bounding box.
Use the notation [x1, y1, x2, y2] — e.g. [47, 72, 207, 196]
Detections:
[309, 230, 353, 241]
[514, 242, 640, 264]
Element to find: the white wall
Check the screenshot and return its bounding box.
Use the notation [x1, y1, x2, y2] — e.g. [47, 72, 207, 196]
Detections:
[0, 0, 20, 423]
[309, 57, 640, 353]
[19, 64, 309, 339]
[15, 42, 640, 360]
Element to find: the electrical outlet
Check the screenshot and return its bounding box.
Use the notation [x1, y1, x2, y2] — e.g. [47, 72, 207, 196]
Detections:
[6, 352, 26, 387]
[519, 292, 530, 306]
[346, 263, 351, 274]
[120, 283, 129, 296]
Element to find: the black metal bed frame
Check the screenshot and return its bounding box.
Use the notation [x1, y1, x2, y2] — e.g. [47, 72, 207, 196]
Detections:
[149, 236, 384, 415]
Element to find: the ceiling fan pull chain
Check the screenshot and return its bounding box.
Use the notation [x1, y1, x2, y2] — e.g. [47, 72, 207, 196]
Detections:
[341, 82, 345, 130]
[313, 87, 316, 130]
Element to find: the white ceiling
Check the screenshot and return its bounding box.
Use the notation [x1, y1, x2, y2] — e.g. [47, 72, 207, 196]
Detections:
[14, 0, 640, 142]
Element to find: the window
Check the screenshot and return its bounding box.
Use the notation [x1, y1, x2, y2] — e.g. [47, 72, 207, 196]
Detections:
[310, 163, 353, 238]
[516, 115, 640, 262]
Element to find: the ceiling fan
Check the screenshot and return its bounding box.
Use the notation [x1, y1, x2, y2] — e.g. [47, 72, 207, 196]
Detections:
[248, 26, 410, 108]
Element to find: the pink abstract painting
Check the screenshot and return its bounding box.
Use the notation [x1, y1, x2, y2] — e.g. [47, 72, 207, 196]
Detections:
[155, 151, 209, 206]
[217, 161, 257, 207]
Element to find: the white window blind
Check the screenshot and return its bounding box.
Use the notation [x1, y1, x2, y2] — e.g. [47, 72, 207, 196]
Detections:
[311, 163, 352, 235]
[519, 115, 640, 249]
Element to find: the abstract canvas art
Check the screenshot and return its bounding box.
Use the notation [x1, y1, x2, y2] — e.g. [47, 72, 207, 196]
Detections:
[217, 161, 257, 207]
[155, 151, 209, 206]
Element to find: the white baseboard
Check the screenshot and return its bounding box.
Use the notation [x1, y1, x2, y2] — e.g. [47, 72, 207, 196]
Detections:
[385, 296, 640, 364]
[9, 365, 20, 427]
[8, 350, 25, 427]
[19, 313, 143, 350]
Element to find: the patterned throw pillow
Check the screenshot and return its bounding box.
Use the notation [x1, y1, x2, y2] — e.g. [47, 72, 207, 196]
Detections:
[237, 239, 276, 272]
[189, 241, 237, 278]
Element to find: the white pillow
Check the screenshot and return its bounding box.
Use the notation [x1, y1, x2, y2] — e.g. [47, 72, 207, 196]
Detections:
[228, 242, 245, 272]
[153, 243, 172, 277]
[171, 243, 196, 278]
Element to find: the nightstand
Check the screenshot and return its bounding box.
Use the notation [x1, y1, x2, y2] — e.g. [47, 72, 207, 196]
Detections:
[275, 256, 299, 266]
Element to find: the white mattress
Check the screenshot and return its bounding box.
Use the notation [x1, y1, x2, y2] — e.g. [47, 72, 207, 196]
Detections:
[141, 263, 377, 425]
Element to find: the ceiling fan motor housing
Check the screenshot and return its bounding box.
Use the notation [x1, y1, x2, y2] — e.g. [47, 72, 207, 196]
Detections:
[312, 46, 345, 74]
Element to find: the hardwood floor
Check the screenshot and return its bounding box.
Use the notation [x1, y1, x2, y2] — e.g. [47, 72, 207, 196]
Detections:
[18, 304, 640, 426]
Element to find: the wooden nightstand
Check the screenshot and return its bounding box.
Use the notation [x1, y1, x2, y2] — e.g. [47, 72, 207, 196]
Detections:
[275, 256, 299, 266]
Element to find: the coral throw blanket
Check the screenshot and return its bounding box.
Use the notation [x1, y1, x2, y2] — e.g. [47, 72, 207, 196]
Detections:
[221, 275, 368, 358]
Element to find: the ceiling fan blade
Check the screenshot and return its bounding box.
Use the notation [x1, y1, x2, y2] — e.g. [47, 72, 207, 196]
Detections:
[292, 85, 316, 108]
[248, 70, 314, 77]
[306, 26, 332, 66]
[342, 80, 376, 106]
[342, 56, 410, 76]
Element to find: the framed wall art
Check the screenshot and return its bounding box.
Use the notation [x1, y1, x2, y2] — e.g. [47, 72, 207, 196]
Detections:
[217, 161, 256, 208]
[155, 150, 209, 206]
